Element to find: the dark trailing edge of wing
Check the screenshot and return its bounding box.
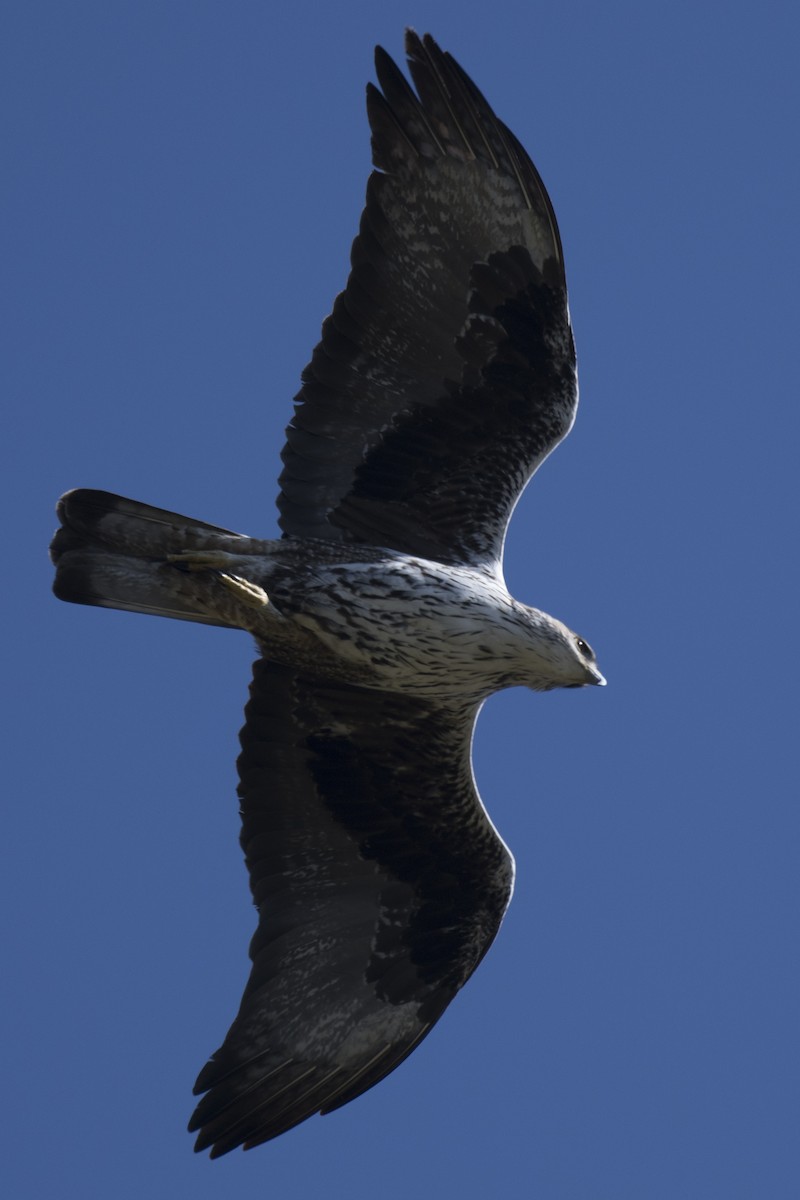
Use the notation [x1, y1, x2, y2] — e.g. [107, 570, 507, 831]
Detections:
[188, 662, 512, 1155]
[277, 29, 578, 566]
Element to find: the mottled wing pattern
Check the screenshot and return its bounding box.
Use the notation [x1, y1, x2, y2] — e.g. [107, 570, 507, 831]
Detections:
[278, 30, 577, 566]
[189, 660, 513, 1156]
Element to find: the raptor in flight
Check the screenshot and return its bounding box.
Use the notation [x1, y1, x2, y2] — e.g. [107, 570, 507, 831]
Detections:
[51, 30, 604, 1157]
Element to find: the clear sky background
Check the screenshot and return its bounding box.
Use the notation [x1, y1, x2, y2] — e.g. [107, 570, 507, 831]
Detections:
[3, 2, 798, 1197]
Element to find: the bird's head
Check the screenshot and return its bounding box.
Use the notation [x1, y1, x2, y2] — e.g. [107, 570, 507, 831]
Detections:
[517, 605, 606, 691]
[559, 629, 606, 689]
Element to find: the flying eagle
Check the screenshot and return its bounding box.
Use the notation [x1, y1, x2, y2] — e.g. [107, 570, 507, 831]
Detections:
[51, 31, 604, 1157]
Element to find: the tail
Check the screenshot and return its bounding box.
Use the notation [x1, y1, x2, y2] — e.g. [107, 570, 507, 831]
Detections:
[51, 489, 252, 626]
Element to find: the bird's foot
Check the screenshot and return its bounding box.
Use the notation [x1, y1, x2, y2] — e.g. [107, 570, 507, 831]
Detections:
[167, 551, 273, 612]
[167, 550, 240, 571]
[219, 573, 270, 610]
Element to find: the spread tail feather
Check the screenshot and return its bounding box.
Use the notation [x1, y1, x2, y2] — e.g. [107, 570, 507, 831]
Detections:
[51, 489, 250, 626]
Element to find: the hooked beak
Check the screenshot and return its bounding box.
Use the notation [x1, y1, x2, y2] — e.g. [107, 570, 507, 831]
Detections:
[566, 665, 605, 688]
[564, 665, 606, 690]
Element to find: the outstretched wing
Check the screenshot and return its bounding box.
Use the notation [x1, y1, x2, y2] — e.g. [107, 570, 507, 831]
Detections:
[278, 31, 577, 567]
[189, 660, 513, 1156]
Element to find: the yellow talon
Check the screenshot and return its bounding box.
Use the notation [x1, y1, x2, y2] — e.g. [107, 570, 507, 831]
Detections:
[219, 574, 270, 610]
[166, 551, 272, 612]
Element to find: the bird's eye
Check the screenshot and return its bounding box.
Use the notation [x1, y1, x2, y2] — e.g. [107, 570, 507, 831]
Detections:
[575, 637, 594, 660]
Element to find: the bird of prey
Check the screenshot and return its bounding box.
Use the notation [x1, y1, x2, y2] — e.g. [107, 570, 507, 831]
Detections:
[51, 30, 604, 1157]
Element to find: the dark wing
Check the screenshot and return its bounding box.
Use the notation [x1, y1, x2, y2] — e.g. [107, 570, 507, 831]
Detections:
[278, 31, 577, 567]
[189, 660, 513, 1157]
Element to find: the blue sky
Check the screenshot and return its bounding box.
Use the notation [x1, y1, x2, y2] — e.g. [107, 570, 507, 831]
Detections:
[3, 1, 799, 1196]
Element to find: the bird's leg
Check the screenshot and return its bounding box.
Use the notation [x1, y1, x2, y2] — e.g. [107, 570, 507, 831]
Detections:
[166, 550, 242, 570]
[167, 551, 276, 613]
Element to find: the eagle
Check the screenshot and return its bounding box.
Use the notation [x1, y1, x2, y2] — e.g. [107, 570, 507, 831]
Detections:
[51, 31, 604, 1157]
